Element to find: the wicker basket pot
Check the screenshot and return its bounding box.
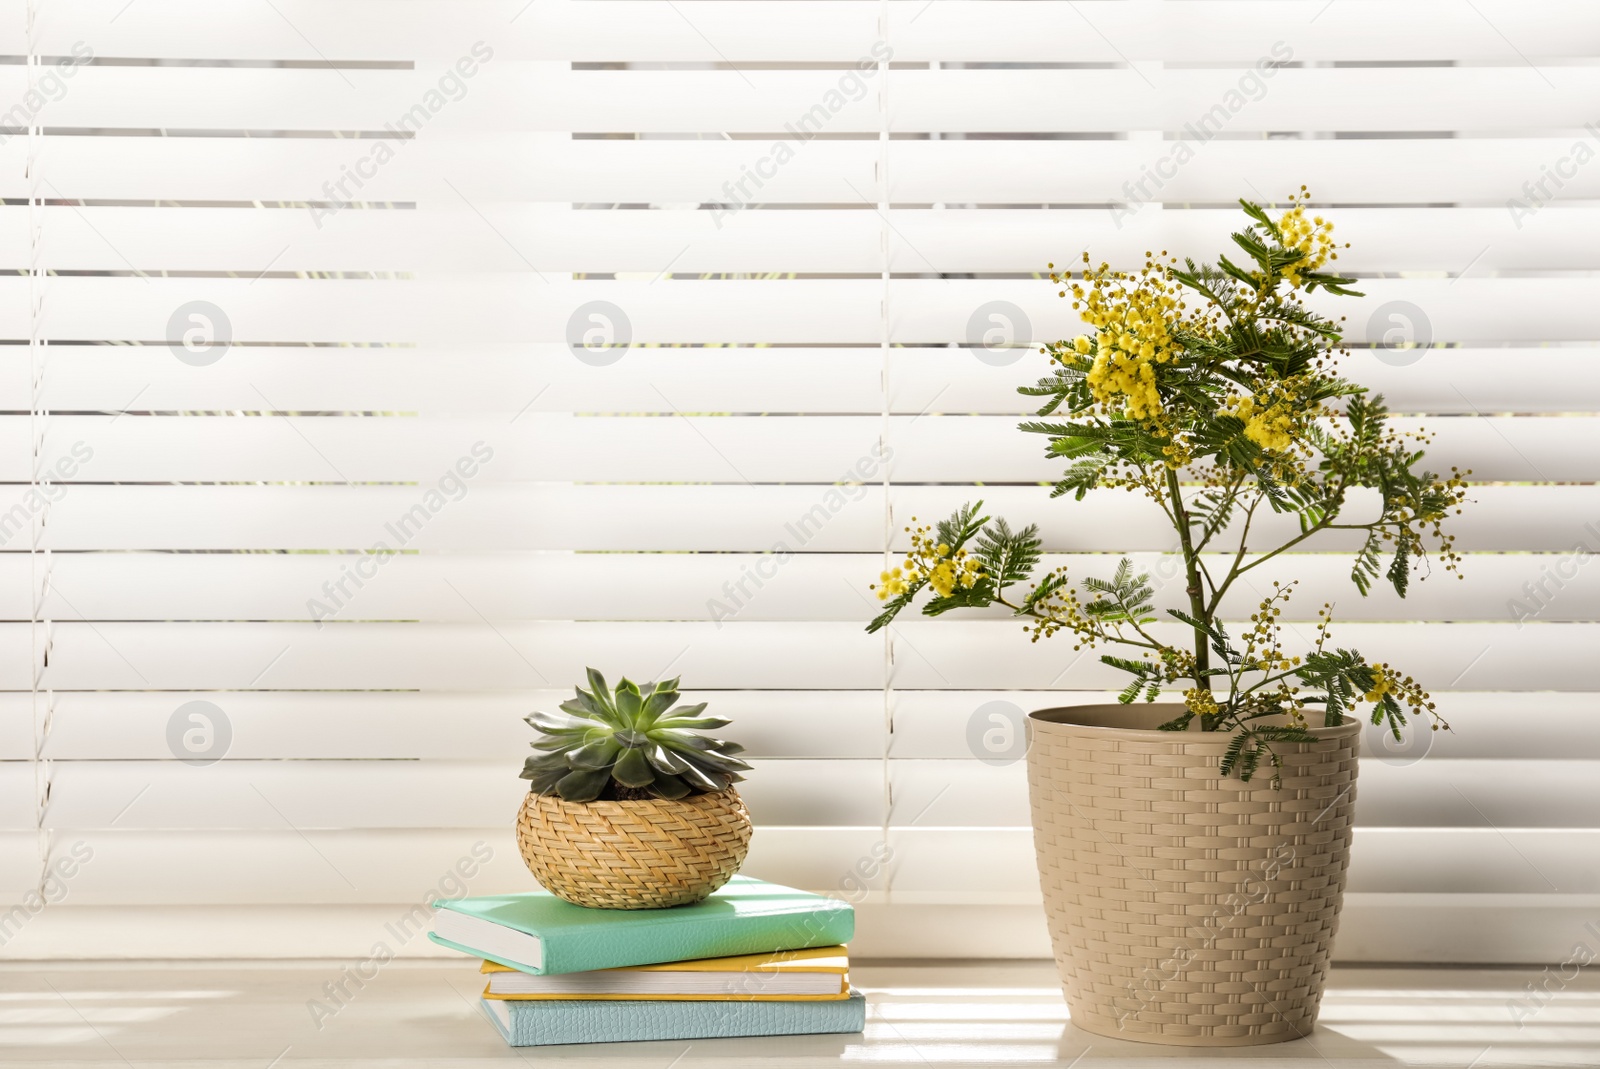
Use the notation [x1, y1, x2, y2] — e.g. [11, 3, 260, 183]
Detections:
[1026, 704, 1360, 1046]
[516, 788, 753, 909]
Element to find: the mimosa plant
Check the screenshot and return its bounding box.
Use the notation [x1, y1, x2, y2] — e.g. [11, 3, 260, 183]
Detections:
[867, 191, 1469, 783]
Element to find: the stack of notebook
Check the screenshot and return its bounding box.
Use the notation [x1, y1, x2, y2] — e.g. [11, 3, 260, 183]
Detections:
[429, 875, 864, 1047]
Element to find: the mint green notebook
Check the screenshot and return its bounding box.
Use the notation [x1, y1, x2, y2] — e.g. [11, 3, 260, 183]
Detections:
[430, 875, 854, 976]
[479, 989, 866, 1046]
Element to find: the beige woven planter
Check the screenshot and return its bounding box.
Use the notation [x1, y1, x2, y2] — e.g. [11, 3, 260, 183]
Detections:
[516, 788, 753, 909]
[1026, 704, 1360, 1046]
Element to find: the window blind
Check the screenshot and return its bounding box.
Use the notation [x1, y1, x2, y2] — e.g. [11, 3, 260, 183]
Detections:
[1, 0, 1596, 963]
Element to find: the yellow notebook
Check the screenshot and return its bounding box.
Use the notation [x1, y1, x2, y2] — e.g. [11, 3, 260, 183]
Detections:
[480, 944, 850, 1001]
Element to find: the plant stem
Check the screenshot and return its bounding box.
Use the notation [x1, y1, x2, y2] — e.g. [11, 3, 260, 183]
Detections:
[1204, 492, 1263, 618]
[991, 592, 1162, 652]
[1165, 467, 1211, 690]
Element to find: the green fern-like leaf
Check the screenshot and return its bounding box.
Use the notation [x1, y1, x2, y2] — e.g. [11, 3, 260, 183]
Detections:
[1101, 653, 1155, 677]
[1187, 488, 1238, 548]
[1386, 539, 1411, 598]
[973, 518, 1042, 596]
[1220, 724, 1319, 784]
[935, 501, 990, 553]
[1352, 532, 1382, 596]
[1051, 455, 1113, 499]
[1083, 559, 1156, 623]
[1219, 729, 1250, 778]
[1021, 570, 1070, 613]
[921, 581, 1001, 617]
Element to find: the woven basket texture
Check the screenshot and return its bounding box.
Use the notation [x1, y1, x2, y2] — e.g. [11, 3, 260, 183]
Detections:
[1026, 705, 1360, 1046]
[516, 788, 752, 909]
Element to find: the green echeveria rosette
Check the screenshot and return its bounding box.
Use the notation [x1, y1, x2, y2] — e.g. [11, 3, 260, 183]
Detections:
[520, 668, 752, 803]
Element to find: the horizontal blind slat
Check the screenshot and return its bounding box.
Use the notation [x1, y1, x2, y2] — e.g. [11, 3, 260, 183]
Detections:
[0, 898, 1590, 962]
[2, 620, 1592, 690]
[3, 414, 1581, 483]
[887, 761, 1600, 833]
[9, 690, 1589, 763]
[15, 483, 1592, 551]
[6, 277, 1599, 344]
[17, 206, 1600, 274]
[7, 347, 1598, 416]
[10, 758, 1590, 834]
[28, 66, 1600, 133]
[25, 1, 1600, 62]
[7, 136, 1596, 206]
[23, 759, 884, 832]
[0, 827, 890, 903]
[880, 828, 1599, 897]
[2, 550, 1590, 624]
[0, 826, 1583, 903]
[12, 690, 898, 761]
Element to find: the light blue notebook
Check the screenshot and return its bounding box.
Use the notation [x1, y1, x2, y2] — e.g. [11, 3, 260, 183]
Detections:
[479, 989, 866, 1046]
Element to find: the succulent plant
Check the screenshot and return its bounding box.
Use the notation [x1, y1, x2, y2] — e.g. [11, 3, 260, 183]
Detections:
[521, 668, 751, 803]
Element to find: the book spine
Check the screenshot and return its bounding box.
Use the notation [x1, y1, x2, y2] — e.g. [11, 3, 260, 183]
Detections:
[498, 991, 866, 1046]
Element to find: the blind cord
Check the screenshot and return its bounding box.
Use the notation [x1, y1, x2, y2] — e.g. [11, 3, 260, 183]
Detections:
[877, 0, 894, 894]
[24, 0, 55, 899]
